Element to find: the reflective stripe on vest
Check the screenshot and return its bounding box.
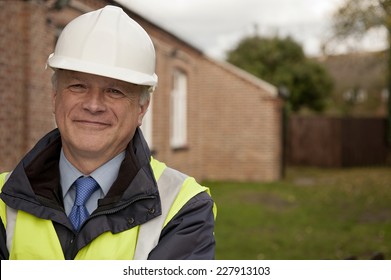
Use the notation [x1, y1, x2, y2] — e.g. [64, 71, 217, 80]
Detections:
[0, 172, 16, 253]
[0, 158, 210, 259]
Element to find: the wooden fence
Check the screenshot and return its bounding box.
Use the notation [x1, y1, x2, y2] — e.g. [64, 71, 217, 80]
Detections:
[286, 116, 389, 167]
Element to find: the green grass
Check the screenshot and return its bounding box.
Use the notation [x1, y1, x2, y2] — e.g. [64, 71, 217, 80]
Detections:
[206, 166, 391, 260]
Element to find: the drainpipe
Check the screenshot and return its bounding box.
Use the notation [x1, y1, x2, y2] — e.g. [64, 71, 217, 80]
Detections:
[278, 86, 290, 179]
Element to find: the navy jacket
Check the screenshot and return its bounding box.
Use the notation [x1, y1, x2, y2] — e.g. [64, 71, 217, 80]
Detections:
[0, 128, 215, 259]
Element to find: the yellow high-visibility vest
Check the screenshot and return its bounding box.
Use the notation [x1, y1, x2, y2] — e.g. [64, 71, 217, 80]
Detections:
[0, 158, 215, 259]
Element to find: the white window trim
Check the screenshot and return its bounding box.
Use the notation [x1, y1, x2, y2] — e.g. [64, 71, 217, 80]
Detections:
[170, 70, 188, 149]
[140, 96, 153, 148]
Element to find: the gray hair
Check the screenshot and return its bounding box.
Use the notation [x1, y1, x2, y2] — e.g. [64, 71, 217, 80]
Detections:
[139, 86, 153, 105]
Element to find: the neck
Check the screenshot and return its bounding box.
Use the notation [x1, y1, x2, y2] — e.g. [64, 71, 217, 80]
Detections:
[62, 148, 124, 175]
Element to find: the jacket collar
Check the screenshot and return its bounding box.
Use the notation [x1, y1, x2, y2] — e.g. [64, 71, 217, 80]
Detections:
[0, 128, 160, 226]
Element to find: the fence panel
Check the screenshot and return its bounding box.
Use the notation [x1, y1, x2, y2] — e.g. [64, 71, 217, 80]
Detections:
[287, 116, 388, 167]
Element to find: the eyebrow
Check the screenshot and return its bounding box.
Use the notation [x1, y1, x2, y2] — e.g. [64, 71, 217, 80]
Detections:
[61, 72, 140, 92]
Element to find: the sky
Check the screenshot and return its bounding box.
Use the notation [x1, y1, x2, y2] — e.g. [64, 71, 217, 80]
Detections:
[116, 0, 388, 60]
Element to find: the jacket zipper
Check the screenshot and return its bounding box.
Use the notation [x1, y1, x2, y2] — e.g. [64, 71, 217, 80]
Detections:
[68, 194, 156, 259]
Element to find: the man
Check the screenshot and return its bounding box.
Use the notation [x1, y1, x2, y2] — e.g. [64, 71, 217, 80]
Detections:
[0, 5, 215, 260]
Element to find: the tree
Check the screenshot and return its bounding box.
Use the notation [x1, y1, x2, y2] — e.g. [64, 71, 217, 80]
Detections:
[330, 0, 391, 143]
[227, 35, 333, 112]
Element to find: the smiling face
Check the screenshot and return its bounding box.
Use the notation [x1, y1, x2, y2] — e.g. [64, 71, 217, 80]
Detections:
[52, 70, 149, 174]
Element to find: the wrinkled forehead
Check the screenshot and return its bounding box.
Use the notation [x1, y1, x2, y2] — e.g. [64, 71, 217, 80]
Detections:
[55, 69, 144, 92]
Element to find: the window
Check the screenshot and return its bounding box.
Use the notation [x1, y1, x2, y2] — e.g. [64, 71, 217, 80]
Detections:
[140, 97, 153, 148]
[170, 70, 188, 149]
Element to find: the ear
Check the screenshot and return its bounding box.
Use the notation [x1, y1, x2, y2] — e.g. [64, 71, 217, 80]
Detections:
[138, 99, 150, 126]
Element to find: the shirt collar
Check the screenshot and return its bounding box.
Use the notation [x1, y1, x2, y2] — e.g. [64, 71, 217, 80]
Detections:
[60, 149, 126, 198]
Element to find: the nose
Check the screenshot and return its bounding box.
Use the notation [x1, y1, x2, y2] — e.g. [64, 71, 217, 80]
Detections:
[82, 88, 106, 113]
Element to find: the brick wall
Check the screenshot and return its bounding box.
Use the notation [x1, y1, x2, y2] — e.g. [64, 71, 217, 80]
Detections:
[0, 1, 55, 172]
[194, 59, 282, 182]
[25, 2, 57, 148]
[0, 0, 282, 182]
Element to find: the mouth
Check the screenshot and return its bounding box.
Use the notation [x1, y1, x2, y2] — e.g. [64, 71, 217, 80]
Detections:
[73, 120, 110, 129]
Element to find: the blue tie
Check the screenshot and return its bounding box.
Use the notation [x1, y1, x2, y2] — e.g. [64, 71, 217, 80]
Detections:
[68, 176, 99, 231]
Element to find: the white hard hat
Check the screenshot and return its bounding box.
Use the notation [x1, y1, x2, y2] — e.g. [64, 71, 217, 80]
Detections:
[47, 5, 158, 87]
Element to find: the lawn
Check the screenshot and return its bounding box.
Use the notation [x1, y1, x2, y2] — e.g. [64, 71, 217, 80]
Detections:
[207, 166, 391, 260]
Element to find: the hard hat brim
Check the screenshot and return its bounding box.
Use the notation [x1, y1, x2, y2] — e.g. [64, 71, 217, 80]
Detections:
[47, 54, 158, 87]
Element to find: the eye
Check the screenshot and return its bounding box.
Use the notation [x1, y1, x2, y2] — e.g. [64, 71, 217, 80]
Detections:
[105, 88, 126, 99]
[68, 84, 87, 93]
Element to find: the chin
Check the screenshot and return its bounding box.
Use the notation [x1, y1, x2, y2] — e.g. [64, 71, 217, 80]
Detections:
[73, 140, 108, 154]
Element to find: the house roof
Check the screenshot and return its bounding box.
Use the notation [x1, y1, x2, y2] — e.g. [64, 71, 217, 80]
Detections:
[318, 51, 387, 92]
[211, 58, 278, 97]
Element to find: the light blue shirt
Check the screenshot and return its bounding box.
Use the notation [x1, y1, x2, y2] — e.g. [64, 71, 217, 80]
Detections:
[60, 149, 126, 216]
